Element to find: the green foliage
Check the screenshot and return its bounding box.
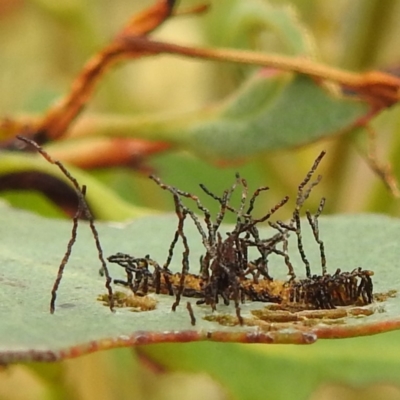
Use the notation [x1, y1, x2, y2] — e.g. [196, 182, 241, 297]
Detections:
[206, 0, 315, 55]
[0, 153, 148, 220]
[60, 73, 367, 162]
[141, 332, 400, 400]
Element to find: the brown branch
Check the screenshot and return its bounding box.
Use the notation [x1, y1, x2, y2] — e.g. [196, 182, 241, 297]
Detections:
[360, 125, 400, 198]
[31, 0, 179, 143]
[173, 4, 211, 17]
[38, 44, 128, 141]
[118, 0, 177, 37]
[119, 37, 400, 108]
[6, 1, 400, 147]
[48, 137, 170, 171]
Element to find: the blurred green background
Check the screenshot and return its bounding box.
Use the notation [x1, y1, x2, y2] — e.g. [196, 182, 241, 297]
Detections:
[1, 0, 400, 399]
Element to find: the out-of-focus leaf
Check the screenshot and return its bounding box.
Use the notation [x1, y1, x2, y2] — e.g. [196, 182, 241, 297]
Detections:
[0, 153, 150, 220]
[207, 0, 315, 56]
[67, 73, 369, 162]
[1, 203, 400, 364]
[139, 330, 400, 400]
[182, 74, 368, 160]
[0, 190, 65, 219]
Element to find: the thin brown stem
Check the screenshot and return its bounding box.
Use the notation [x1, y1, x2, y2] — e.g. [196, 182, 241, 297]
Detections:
[32, 32, 400, 143]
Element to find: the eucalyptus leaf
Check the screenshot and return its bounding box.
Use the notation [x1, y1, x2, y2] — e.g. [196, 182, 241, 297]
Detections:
[140, 331, 400, 400]
[207, 0, 315, 56]
[183, 74, 368, 160]
[1, 200, 400, 364]
[65, 73, 369, 162]
[0, 153, 149, 221]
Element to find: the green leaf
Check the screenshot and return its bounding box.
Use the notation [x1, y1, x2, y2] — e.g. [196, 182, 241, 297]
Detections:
[1, 201, 400, 364]
[139, 331, 400, 400]
[67, 74, 369, 162]
[0, 153, 150, 221]
[182, 74, 368, 160]
[207, 0, 315, 56]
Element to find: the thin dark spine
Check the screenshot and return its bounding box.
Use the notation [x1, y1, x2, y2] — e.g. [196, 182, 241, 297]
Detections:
[192, 193, 215, 246]
[199, 174, 239, 219]
[270, 243, 295, 280]
[231, 266, 244, 325]
[150, 175, 212, 301]
[108, 253, 141, 293]
[294, 208, 311, 278]
[199, 183, 223, 202]
[126, 270, 136, 293]
[50, 190, 81, 313]
[139, 258, 150, 294]
[184, 204, 213, 254]
[363, 272, 373, 303]
[236, 175, 248, 219]
[207, 174, 240, 238]
[243, 227, 287, 281]
[150, 175, 212, 255]
[172, 208, 190, 311]
[177, 188, 214, 246]
[169, 184, 215, 249]
[86, 211, 114, 309]
[164, 229, 180, 270]
[297, 151, 326, 195]
[199, 252, 211, 280]
[292, 151, 326, 278]
[281, 232, 295, 278]
[306, 197, 327, 275]
[186, 302, 196, 326]
[233, 176, 249, 263]
[270, 221, 296, 278]
[162, 271, 174, 296]
[235, 303, 244, 326]
[245, 226, 271, 279]
[213, 190, 229, 238]
[168, 190, 188, 310]
[244, 195, 289, 232]
[151, 260, 162, 294]
[199, 183, 237, 214]
[295, 151, 325, 224]
[238, 236, 249, 276]
[17, 136, 114, 313]
[246, 186, 269, 215]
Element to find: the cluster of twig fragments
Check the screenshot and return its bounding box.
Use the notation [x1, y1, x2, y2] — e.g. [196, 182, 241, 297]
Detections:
[108, 151, 374, 324]
[19, 136, 374, 323]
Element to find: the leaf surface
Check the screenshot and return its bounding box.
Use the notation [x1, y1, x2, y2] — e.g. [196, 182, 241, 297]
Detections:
[207, 0, 315, 56]
[1, 202, 399, 363]
[64, 74, 369, 162]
